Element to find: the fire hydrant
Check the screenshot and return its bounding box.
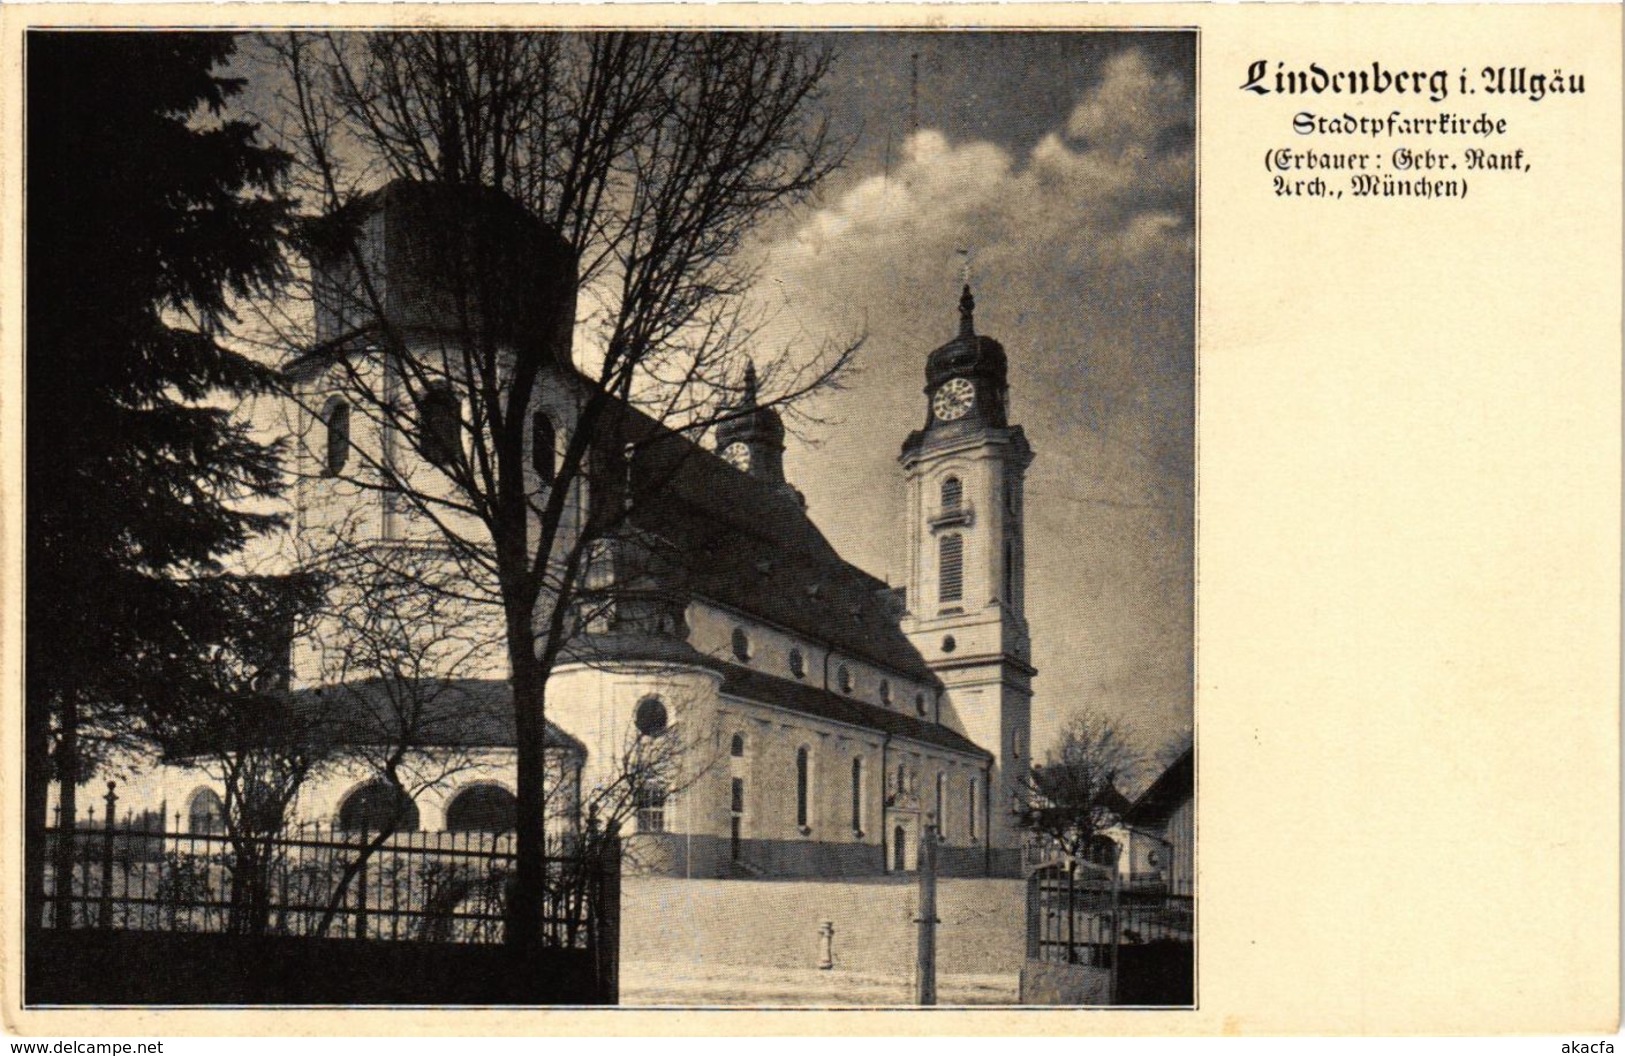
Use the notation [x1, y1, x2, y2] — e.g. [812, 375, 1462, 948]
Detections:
[818, 920, 835, 970]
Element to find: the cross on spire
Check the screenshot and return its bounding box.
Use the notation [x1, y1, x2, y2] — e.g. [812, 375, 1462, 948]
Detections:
[956, 247, 976, 337]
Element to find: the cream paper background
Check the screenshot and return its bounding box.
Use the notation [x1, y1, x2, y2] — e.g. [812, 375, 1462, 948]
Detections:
[1, 2, 1618, 1037]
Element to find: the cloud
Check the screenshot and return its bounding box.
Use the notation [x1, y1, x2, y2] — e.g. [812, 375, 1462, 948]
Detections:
[748, 46, 1196, 758]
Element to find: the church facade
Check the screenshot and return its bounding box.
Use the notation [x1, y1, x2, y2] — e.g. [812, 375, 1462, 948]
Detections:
[111, 181, 1037, 880]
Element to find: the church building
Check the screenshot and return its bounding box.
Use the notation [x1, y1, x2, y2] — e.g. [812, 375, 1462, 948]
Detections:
[117, 181, 1037, 880]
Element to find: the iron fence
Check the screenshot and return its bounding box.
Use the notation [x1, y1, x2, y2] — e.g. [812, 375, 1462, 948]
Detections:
[41, 784, 616, 949]
[1026, 858, 1194, 969]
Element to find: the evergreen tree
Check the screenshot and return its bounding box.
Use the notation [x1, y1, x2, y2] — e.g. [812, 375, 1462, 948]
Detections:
[25, 32, 294, 926]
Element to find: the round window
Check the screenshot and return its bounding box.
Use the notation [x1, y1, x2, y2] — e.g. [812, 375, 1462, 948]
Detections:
[635, 696, 669, 737]
[788, 647, 806, 679]
[837, 664, 854, 694]
[731, 627, 751, 663]
[942, 635, 957, 654]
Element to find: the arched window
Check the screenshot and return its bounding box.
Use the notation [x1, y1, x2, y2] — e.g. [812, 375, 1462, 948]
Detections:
[531, 411, 556, 484]
[730, 732, 746, 758]
[788, 647, 806, 680]
[1004, 538, 1015, 603]
[636, 784, 667, 833]
[935, 772, 948, 839]
[915, 693, 928, 717]
[323, 398, 350, 476]
[187, 788, 224, 835]
[836, 663, 854, 695]
[968, 778, 980, 840]
[795, 747, 811, 829]
[939, 534, 964, 604]
[339, 781, 419, 834]
[635, 696, 669, 738]
[850, 757, 864, 833]
[416, 385, 461, 468]
[444, 784, 517, 834]
[941, 475, 963, 512]
[731, 627, 752, 663]
[879, 679, 892, 706]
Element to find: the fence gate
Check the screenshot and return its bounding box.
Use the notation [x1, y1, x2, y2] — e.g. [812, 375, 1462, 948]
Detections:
[1023, 854, 1194, 1006]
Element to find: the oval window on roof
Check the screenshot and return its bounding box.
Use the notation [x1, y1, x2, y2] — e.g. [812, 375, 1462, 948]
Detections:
[635, 696, 669, 737]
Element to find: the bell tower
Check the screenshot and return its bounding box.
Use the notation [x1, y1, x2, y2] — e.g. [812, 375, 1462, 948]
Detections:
[900, 286, 1035, 874]
[716, 361, 806, 506]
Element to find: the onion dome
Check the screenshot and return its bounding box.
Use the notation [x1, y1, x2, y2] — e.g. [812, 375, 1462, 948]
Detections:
[925, 286, 1008, 393]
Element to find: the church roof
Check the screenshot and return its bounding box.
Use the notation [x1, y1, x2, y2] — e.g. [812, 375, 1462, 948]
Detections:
[288, 678, 588, 754]
[620, 411, 938, 685]
[720, 667, 989, 759]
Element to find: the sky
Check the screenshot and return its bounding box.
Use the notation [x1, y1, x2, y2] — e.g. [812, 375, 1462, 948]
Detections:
[227, 30, 1195, 770]
[744, 32, 1196, 766]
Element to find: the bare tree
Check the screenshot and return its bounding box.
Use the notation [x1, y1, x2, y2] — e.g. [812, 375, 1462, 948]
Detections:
[297, 524, 502, 935]
[199, 699, 333, 935]
[1016, 708, 1143, 863]
[252, 30, 854, 949]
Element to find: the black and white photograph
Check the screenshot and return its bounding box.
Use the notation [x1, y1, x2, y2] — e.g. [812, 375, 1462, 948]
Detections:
[23, 27, 1194, 1009]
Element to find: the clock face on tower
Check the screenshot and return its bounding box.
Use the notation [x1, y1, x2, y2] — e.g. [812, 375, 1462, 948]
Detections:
[932, 377, 976, 422]
[721, 442, 752, 472]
